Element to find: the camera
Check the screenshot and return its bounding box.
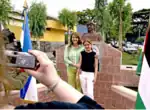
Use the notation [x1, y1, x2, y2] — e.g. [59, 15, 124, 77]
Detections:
[4, 50, 37, 69]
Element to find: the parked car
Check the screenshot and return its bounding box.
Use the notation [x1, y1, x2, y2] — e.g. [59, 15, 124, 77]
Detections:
[123, 45, 137, 54]
[110, 40, 119, 48]
[123, 42, 138, 54]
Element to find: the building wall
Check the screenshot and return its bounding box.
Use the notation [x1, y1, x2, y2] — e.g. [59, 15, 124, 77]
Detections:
[7, 25, 22, 40]
[7, 25, 65, 42]
[40, 29, 65, 42]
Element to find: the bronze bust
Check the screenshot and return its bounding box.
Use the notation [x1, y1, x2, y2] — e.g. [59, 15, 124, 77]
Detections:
[81, 22, 102, 42]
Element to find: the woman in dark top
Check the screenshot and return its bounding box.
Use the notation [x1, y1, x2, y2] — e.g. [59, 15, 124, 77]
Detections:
[78, 39, 98, 99]
[2, 50, 103, 109]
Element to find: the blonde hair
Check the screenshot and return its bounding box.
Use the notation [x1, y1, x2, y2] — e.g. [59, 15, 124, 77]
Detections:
[83, 39, 92, 45]
[0, 33, 11, 106]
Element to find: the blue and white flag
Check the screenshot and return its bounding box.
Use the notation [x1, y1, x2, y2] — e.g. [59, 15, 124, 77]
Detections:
[20, 8, 38, 102]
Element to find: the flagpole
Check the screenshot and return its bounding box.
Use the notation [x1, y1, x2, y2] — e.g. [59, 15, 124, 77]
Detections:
[23, 0, 28, 28]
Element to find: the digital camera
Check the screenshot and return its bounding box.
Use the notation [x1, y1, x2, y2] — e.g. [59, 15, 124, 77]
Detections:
[4, 50, 37, 69]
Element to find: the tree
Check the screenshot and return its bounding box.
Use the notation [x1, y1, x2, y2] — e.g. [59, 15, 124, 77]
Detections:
[28, 2, 47, 49]
[58, 8, 77, 43]
[76, 9, 96, 25]
[0, 0, 12, 31]
[95, 0, 112, 41]
[132, 9, 150, 37]
[108, 0, 132, 50]
[126, 9, 150, 42]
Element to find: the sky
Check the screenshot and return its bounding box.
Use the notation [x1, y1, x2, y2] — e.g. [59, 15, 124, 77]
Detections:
[11, 0, 150, 18]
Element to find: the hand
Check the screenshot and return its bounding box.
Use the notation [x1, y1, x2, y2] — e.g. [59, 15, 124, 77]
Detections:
[93, 77, 97, 84]
[95, 55, 98, 59]
[73, 64, 80, 68]
[77, 69, 81, 74]
[25, 50, 60, 87]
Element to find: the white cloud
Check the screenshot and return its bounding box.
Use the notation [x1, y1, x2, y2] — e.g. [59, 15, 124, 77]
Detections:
[128, 0, 150, 12]
[11, 0, 150, 18]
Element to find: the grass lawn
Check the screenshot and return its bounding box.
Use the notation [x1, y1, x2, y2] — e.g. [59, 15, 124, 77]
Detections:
[122, 52, 140, 65]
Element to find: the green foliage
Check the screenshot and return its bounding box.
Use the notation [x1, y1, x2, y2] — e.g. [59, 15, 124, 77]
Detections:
[58, 8, 77, 30]
[122, 52, 139, 65]
[0, 0, 12, 26]
[76, 9, 96, 25]
[135, 37, 144, 43]
[95, 0, 112, 41]
[64, 34, 68, 44]
[122, 3, 132, 38]
[28, 2, 47, 38]
[108, 0, 132, 40]
[132, 9, 150, 36]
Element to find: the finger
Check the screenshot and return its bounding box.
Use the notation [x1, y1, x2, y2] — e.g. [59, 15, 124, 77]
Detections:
[28, 50, 41, 55]
[25, 69, 39, 78]
[29, 50, 52, 65]
[28, 50, 45, 64]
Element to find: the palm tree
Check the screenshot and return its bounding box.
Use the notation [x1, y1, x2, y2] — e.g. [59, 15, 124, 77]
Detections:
[58, 8, 77, 44]
[0, 0, 12, 31]
[28, 2, 47, 50]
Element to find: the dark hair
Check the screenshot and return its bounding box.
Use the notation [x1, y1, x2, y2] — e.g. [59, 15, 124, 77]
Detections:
[69, 32, 82, 47]
[2, 29, 22, 51]
[86, 21, 96, 31]
[86, 21, 96, 27]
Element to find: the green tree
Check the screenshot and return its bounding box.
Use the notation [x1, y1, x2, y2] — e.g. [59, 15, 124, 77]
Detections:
[132, 9, 150, 37]
[0, 0, 12, 31]
[135, 37, 144, 43]
[108, 0, 132, 50]
[95, 0, 112, 41]
[76, 9, 96, 25]
[58, 8, 77, 43]
[28, 2, 47, 49]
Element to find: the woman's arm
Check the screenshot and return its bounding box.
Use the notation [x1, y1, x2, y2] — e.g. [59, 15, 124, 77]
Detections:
[94, 56, 98, 84]
[53, 79, 84, 103]
[64, 46, 73, 65]
[78, 54, 82, 69]
[77, 54, 82, 75]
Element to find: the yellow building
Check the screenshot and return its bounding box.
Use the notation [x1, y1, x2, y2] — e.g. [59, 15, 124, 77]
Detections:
[7, 11, 76, 43]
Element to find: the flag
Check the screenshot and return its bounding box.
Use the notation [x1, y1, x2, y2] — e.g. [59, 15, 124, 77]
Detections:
[136, 13, 150, 76]
[136, 47, 144, 76]
[20, 1, 38, 102]
[135, 26, 150, 109]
